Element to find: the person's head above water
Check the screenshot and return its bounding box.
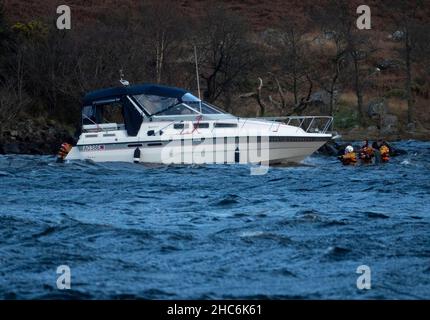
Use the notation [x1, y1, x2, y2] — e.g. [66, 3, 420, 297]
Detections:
[345, 145, 354, 154]
[64, 137, 74, 145]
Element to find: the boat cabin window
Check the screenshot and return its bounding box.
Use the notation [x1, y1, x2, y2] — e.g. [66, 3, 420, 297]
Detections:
[82, 99, 125, 130]
[100, 102, 125, 124]
[82, 105, 96, 125]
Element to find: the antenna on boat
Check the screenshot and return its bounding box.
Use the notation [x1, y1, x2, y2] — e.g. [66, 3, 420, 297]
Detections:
[193, 45, 202, 113]
[119, 69, 130, 87]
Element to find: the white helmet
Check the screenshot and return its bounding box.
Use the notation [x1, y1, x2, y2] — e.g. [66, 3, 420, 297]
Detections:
[345, 145, 354, 153]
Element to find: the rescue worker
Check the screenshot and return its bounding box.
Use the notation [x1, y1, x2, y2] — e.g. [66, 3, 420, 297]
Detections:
[56, 138, 73, 163]
[380, 141, 390, 163]
[359, 139, 374, 164]
[338, 145, 357, 165]
[372, 141, 381, 164]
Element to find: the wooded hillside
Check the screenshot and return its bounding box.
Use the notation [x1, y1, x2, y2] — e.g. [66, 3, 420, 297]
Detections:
[1, 0, 429, 153]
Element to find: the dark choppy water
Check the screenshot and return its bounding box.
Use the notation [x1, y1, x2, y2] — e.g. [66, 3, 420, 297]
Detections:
[0, 140, 429, 299]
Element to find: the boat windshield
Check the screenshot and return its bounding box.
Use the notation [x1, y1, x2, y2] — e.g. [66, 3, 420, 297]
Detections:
[132, 92, 228, 116]
[181, 93, 225, 114]
[133, 94, 179, 115]
[154, 103, 199, 116]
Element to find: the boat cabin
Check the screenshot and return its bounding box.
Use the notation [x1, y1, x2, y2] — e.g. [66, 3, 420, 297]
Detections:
[81, 84, 233, 136]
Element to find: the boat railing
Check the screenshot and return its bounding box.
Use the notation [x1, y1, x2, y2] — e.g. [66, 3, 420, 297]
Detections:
[259, 116, 334, 134]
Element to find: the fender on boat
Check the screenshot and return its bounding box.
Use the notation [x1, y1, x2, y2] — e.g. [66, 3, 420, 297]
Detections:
[133, 147, 141, 163]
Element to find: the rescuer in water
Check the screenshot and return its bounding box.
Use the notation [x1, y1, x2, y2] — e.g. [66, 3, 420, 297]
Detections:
[338, 145, 357, 165]
[371, 140, 390, 163]
[359, 139, 374, 164]
[379, 141, 390, 163]
[56, 138, 74, 163]
[336, 140, 396, 166]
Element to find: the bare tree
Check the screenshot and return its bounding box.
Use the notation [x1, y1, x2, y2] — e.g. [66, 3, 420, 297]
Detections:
[0, 18, 36, 127]
[311, 1, 376, 124]
[138, 0, 188, 84]
[0, 1, 12, 76]
[0, 4, 32, 132]
[387, 0, 429, 125]
[310, 1, 350, 116]
[240, 77, 268, 116]
[241, 75, 313, 117]
[277, 18, 312, 106]
[0, 80, 30, 131]
[193, 6, 256, 104]
[346, 29, 377, 125]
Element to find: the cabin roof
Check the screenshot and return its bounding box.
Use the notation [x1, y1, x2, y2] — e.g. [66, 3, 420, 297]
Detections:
[82, 83, 189, 105]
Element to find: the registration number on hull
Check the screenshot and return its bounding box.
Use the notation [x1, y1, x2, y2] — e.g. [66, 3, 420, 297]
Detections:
[82, 145, 105, 152]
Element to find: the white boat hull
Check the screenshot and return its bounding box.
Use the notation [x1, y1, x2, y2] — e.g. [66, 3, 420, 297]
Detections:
[66, 137, 329, 165]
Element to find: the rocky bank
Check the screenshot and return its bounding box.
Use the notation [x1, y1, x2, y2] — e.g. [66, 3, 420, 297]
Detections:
[0, 118, 74, 155]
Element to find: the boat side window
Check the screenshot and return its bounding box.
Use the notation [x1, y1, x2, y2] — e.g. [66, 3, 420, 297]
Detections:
[214, 123, 238, 128]
[82, 105, 96, 125]
[193, 122, 209, 129]
[99, 102, 125, 125]
[173, 123, 190, 129]
[82, 100, 125, 131]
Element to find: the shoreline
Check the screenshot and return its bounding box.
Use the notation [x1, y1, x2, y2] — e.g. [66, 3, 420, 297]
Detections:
[340, 132, 430, 142]
[1, 129, 428, 156]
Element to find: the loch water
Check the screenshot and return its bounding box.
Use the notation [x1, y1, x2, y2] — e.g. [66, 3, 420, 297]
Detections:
[0, 140, 429, 299]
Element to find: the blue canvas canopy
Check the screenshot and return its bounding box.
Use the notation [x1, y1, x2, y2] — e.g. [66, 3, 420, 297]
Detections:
[80, 84, 191, 137]
[82, 84, 189, 106]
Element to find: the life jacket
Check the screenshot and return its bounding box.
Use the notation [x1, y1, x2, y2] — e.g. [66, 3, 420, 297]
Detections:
[340, 152, 357, 165]
[57, 142, 72, 160]
[380, 145, 390, 162]
[359, 146, 374, 163]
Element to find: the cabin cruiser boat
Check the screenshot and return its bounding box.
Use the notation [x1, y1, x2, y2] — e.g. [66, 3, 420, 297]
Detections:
[65, 83, 334, 165]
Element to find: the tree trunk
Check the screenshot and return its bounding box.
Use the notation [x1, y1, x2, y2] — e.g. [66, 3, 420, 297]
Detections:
[329, 73, 338, 116]
[155, 32, 165, 84]
[256, 77, 266, 116]
[204, 76, 215, 103]
[224, 89, 232, 113]
[354, 57, 364, 125]
[405, 30, 414, 124]
[293, 75, 298, 105]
